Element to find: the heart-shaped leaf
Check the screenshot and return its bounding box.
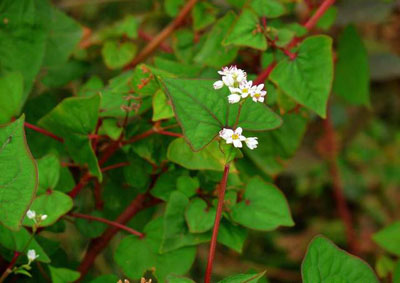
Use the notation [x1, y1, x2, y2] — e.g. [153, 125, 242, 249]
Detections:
[185, 198, 216, 233]
[159, 77, 282, 151]
[302, 236, 379, 283]
[231, 177, 293, 230]
[270, 35, 333, 118]
[0, 116, 37, 230]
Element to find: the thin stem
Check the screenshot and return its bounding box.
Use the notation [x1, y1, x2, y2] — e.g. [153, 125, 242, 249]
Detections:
[0, 252, 20, 283]
[254, 61, 277, 85]
[24, 122, 64, 143]
[204, 164, 230, 283]
[101, 162, 130, 173]
[68, 173, 91, 198]
[68, 212, 144, 237]
[93, 180, 104, 210]
[138, 30, 173, 53]
[125, 0, 198, 68]
[156, 130, 183, 138]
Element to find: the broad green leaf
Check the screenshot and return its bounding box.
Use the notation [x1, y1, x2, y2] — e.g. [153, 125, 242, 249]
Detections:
[159, 77, 282, 150]
[41, 60, 87, 88]
[162, 191, 210, 252]
[223, 8, 267, 50]
[244, 114, 307, 175]
[89, 274, 119, 283]
[376, 255, 395, 278]
[166, 274, 195, 283]
[38, 95, 102, 179]
[316, 7, 337, 30]
[302, 236, 379, 283]
[165, 0, 184, 17]
[218, 219, 247, 253]
[394, 260, 400, 283]
[99, 118, 122, 140]
[185, 198, 216, 233]
[0, 0, 50, 100]
[78, 76, 104, 97]
[218, 271, 266, 283]
[0, 225, 50, 262]
[251, 0, 286, 18]
[49, 266, 80, 283]
[192, 2, 217, 31]
[0, 72, 24, 123]
[102, 40, 137, 69]
[114, 218, 196, 282]
[123, 154, 152, 193]
[37, 154, 60, 194]
[132, 64, 160, 97]
[270, 35, 333, 118]
[152, 89, 175, 121]
[114, 15, 138, 39]
[333, 25, 370, 106]
[172, 29, 195, 63]
[54, 166, 75, 193]
[231, 177, 293, 230]
[167, 138, 225, 171]
[151, 170, 181, 201]
[194, 12, 239, 68]
[177, 176, 199, 198]
[0, 116, 37, 230]
[373, 221, 400, 256]
[42, 7, 82, 67]
[23, 191, 73, 227]
[154, 57, 203, 77]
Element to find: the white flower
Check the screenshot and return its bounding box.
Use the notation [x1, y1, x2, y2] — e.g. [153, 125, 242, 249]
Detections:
[245, 137, 258, 150]
[27, 249, 39, 263]
[230, 80, 254, 98]
[228, 94, 241, 104]
[41, 215, 48, 221]
[218, 66, 246, 88]
[251, 84, 267, 103]
[219, 127, 246, 148]
[26, 210, 36, 219]
[213, 80, 224, 89]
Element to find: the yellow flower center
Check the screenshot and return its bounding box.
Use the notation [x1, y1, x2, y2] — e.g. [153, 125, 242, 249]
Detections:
[242, 88, 248, 93]
[254, 93, 260, 98]
[232, 134, 239, 140]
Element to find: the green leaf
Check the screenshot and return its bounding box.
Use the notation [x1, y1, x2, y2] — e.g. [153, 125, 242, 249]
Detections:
[151, 170, 181, 201]
[333, 25, 370, 106]
[217, 219, 247, 253]
[54, 166, 75, 193]
[0, 116, 37, 230]
[162, 191, 210, 252]
[114, 15, 138, 39]
[167, 138, 225, 171]
[42, 7, 82, 67]
[38, 95, 102, 179]
[250, 0, 286, 18]
[165, 0, 184, 17]
[154, 57, 203, 77]
[394, 260, 400, 283]
[218, 271, 266, 283]
[185, 198, 216, 233]
[194, 12, 239, 68]
[152, 89, 175, 121]
[177, 176, 199, 198]
[0, 72, 24, 124]
[316, 7, 337, 30]
[37, 154, 60, 194]
[231, 177, 293, 230]
[223, 8, 267, 50]
[376, 255, 395, 278]
[166, 274, 195, 283]
[23, 191, 73, 227]
[172, 29, 195, 63]
[159, 77, 282, 151]
[114, 218, 196, 281]
[132, 64, 160, 97]
[89, 274, 120, 283]
[102, 40, 137, 69]
[192, 2, 217, 31]
[302, 236, 379, 283]
[373, 221, 400, 256]
[0, 225, 50, 262]
[75, 211, 107, 238]
[244, 114, 307, 175]
[0, 0, 51, 100]
[49, 266, 80, 283]
[99, 118, 122, 140]
[270, 35, 333, 118]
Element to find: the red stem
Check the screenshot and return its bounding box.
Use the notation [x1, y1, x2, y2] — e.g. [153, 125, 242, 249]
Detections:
[101, 162, 130, 173]
[93, 180, 104, 210]
[323, 111, 359, 254]
[69, 212, 144, 237]
[0, 252, 20, 283]
[304, 0, 336, 31]
[138, 30, 173, 53]
[24, 122, 64, 143]
[204, 164, 230, 283]
[156, 130, 183, 138]
[125, 0, 198, 68]
[68, 173, 91, 198]
[254, 61, 277, 85]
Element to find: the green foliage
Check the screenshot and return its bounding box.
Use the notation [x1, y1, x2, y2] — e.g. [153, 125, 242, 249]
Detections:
[373, 222, 400, 256]
[270, 35, 333, 117]
[0, 72, 23, 123]
[218, 271, 266, 282]
[102, 41, 137, 69]
[302, 236, 379, 283]
[0, 116, 37, 230]
[49, 266, 80, 283]
[333, 25, 370, 106]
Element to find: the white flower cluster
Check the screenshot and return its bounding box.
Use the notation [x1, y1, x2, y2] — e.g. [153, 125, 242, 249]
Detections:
[27, 210, 47, 223]
[213, 66, 267, 104]
[27, 249, 39, 263]
[219, 127, 258, 150]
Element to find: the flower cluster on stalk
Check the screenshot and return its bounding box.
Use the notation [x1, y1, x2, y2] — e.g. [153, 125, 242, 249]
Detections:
[213, 65, 265, 150]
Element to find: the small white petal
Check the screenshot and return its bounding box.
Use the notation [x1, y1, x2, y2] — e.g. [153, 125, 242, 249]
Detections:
[213, 80, 224, 89]
[222, 75, 234, 87]
[27, 249, 39, 262]
[259, 97, 265, 102]
[226, 137, 233, 144]
[239, 135, 246, 141]
[41, 215, 48, 221]
[228, 94, 241, 104]
[235, 127, 243, 135]
[245, 137, 258, 150]
[232, 139, 242, 148]
[26, 210, 36, 219]
[219, 128, 233, 139]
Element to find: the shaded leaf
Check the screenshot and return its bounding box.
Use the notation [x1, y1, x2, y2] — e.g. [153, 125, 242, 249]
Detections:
[49, 266, 80, 283]
[373, 221, 400, 256]
[185, 198, 216, 233]
[218, 271, 266, 283]
[102, 40, 137, 69]
[0, 72, 24, 124]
